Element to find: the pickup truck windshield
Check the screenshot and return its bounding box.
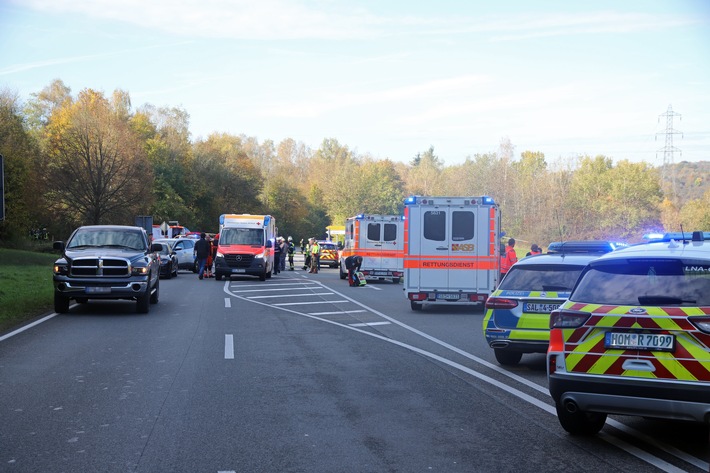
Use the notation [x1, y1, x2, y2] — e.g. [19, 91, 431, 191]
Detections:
[67, 229, 146, 251]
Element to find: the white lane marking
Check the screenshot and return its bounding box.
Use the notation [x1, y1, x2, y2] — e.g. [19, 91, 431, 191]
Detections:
[223, 279, 706, 472]
[230, 286, 319, 293]
[0, 313, 58, 342]
[247, 292, 332, 299]
[365, 285, 382, 290]
[349, 322, 391, 327]
[309, 310, 367, 316]
[224, 334, 234, 360]
[273, 300, 349, 306]
[231, 282, 314, 288]
[224, 298, 231, 308]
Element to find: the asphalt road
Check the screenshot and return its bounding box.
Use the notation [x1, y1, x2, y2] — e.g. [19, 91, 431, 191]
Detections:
[1, 258, 708, 473]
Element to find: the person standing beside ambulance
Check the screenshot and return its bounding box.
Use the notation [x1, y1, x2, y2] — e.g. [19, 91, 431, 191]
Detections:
[500, 238, 518, 279]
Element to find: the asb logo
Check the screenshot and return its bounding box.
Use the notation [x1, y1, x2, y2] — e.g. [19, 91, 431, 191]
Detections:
[451, 243, 475, 252]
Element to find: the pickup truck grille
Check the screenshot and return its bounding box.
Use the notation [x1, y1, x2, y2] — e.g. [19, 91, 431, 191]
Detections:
[224, 254, 255, 268]
[70, 257, 131, 277]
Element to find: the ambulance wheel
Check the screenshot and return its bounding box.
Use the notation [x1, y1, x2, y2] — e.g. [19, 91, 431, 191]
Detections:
[494, 349, 522, 366]
[410, 301, 423, 311]
[392, 278, 400, 284]
[216, 273, 223, 281]
[260, 272, 266, 281]
[339, 266, 346, 279]
[555, 402, 607, 436]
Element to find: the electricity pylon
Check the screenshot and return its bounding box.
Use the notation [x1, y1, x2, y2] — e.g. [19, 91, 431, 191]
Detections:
[656, 104, 682, 201]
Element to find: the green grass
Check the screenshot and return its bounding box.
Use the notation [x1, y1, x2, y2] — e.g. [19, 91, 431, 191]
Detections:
[0, 248, 58, 333]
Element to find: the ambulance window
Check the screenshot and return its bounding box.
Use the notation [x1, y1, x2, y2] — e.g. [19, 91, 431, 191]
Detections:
[383, 223, 397, 242]
[452, 211, 474, 241]
[367, 223, 381, 241]
[424, 211, 446, 241]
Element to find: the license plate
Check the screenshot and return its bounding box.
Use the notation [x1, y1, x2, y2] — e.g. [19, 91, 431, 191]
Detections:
[436, 293, 460, 300]
[523, 302, 561, 314]
[373, 271, 388, 276]
[232, 269, 246, 273]
[86, 286, 110, 294]
[604, 332, 675, 352]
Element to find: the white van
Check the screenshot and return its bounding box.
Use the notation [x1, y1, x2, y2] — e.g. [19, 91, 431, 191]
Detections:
[403, 196, 500, 310]
[339, 214, 404, 283]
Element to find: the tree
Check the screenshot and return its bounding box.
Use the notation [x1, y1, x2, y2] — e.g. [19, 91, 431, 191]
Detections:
[24, 79, 72, 133]
[43, 88, 153, 226]
[191, 133, 263, 231]
[679, 190, 710, 231]
[607, 160, 662, 238]
[0, 88, 43, 242]
[406, 146, 442, 195]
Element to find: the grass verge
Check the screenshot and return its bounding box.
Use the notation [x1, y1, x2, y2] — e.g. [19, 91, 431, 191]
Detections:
[0, 248, 57, 334]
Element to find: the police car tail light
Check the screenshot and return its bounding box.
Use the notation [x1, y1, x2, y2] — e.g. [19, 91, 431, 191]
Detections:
[485, 297, 518, 310]
[550, 309, 590, 329]
[690, 316, 710, 334]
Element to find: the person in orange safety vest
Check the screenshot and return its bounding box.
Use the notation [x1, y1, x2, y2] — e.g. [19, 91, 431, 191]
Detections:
[500, 238, 518, 279]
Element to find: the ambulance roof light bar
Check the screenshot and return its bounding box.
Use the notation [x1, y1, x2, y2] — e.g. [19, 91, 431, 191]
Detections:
[404, 196, 496, 205]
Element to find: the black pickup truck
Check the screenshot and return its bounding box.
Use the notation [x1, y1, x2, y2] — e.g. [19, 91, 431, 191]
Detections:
[53, 225, 163, 314]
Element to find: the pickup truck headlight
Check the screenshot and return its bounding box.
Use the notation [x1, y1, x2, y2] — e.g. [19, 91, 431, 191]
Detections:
[53, 263, 68, 275]
[131, 266, 149, 276]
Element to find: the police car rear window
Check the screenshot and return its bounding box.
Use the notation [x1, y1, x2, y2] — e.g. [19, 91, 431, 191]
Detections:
[571, 259, 710, 306]
[499, 265, 586, 292]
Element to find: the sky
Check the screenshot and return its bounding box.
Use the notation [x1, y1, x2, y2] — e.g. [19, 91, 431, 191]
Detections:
[1, 0, 709, 167]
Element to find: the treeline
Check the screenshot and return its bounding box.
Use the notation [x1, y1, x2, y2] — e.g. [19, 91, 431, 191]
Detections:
[0, 80, 708, 248]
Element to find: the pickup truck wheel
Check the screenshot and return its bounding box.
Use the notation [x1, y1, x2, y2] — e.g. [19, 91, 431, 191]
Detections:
[54, 292, 70, 313]
[555, 402, 607, 436]
[410, 301, 423, 311]
[136, 292, 150, 313]
[150, 278, 160, 304]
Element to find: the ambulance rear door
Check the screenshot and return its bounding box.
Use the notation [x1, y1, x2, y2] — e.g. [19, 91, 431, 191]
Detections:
[409, 198, 496, 291]
[362, 216, 401, 274]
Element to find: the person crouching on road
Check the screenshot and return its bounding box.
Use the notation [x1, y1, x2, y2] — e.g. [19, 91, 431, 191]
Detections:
[345, 255, 364, 286]
[194, 232, 210, 280]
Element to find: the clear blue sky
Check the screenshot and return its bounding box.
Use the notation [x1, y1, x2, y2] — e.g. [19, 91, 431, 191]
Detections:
[1, 0, 709, 166]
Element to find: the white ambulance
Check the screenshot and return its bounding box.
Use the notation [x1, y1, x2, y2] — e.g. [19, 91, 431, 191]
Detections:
[403, 196, 500, 311]
[214, 214, 277, 281]
[339, 214, 404, 283]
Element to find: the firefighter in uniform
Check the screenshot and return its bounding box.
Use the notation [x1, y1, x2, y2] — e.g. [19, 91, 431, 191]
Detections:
[287, 236, 295, 270]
